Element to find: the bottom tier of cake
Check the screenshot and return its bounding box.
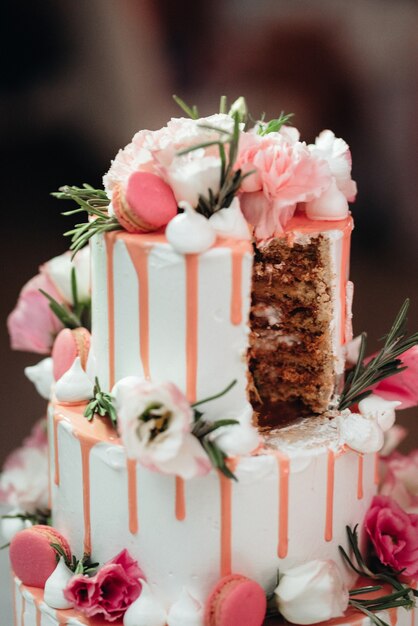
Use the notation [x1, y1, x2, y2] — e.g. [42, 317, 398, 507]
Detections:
[12, 576, 417, 626]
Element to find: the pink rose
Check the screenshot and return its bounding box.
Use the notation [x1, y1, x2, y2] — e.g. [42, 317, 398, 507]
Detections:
[236, 130, 331, 238]
[0, 418, 49, 513]
[7, 273, 64, 354]
[65, 550, 144, 621]
[372, 346, 418, 409]
[365, 495, 418, 577]
[380, 451, 418, 514]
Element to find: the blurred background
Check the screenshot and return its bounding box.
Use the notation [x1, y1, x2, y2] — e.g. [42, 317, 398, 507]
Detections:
[1, 0, 417, 464]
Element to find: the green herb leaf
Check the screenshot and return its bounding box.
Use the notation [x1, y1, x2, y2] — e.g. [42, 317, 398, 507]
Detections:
[84, 378, 118, 429]
[339, 299, 418, 410]
[257, 112, 294, 136]
[173, 95, 199, 119]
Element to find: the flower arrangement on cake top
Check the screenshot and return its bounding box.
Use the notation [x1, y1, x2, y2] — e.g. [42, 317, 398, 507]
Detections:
[52, 94, 357, 256]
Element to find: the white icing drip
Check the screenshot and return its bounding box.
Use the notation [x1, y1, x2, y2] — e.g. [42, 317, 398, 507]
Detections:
[123, 580, 167, 626]
[24, 358, 54, 400]
[208, 197, 251, 240]
[358, 394, 400, 432]
[55, 357, 93, 403]
[44, 558, 74, 610]
[167, 588, 204, 626]
[166, 204, 216, 254]
[337, 410, 384, 453]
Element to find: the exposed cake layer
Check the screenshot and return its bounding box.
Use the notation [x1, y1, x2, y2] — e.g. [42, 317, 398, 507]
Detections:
[91, 232, 253, 423]
[48, 401, 377, 609]
[249, 214, 353, 424]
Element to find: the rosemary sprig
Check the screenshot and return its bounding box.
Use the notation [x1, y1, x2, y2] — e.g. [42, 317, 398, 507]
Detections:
[339, 299, 418, 410]
[84, 377, 118, 428]
[178, 113, 251, 217]
[51, 543, 99, 575]
[191, 380, 239, 480]
[39, 268, 91, 331]
[52, 184, 121, 257]
[173, 95, 199, 119]
[338, 525, 416, 626]
[257, 112, 294, 136]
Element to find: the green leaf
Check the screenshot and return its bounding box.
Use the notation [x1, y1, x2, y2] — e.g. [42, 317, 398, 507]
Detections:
[84, 378, 118, 429]
[257, 112, 294, 136]
[192, 380, 237, 408]
[172, 95, 199, 119]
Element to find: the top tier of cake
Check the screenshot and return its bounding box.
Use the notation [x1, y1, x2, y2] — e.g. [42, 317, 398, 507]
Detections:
[91, 212, 353, 426]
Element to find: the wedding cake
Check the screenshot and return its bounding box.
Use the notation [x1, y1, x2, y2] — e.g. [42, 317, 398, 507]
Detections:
[2, 96, 418, 626]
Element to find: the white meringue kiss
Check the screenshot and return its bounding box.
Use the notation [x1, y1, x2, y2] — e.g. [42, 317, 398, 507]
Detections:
[167, 588, 204, 626]
[305, 178, 349, 221]
[208, 197, 251, 240]
[211, 404, 260, 456]
[123, 581, 167, 626]
[25, 357, 54, 400]
[358, 394, 401, 432]
[166, 204, 216, 254]
[337, 411, 384, 453]
[44, 558, 74, 610]
[55, 357, 93, 404]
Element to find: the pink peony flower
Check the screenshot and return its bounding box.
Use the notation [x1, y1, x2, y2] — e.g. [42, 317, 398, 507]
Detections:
[7, 273, 64, 354]
[365, 495, 418, 577]
[65, 549, 144, 621]
[380, 451, 418, 514]
[113, 378, 211, 480]
[0, 418, 49, 513]
[372, 346, 418, 409]
[236, 130, 331, 238]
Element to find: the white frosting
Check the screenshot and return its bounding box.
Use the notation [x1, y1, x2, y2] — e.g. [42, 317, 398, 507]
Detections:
[50, 404, 377, 607]
[55, 357, 93, 403]
[24, 358, 54, 400]
[167, 588, 204, 626]
[165, 204, 216, 254]
[44, 558, 74, 610]
[123, 581, 167, 626]
[0, 509, 32, 542]
[211, 404, 260, 456]
[358, 394, 400, 432]
[91, 233, 253, 424]
[208, 198, 251, 240]
[305, 179, 349, 221]
[337, 410, 384, 453]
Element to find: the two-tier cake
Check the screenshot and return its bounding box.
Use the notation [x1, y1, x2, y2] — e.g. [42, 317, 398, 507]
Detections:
[2, 96, 418, 626]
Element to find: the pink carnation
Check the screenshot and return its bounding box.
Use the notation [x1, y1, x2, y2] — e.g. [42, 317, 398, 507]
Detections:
[65, 550, 144, 622]
[7, 273, 64, 354]
[236, 130, 331, 238]
[0, 418, 49, 513]
[365, 495, 418, 577]
[380, 451, 418, 514]
[372, 346, 418, 409]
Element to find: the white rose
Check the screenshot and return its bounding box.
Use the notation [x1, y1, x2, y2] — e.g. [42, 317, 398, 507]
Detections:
[337, 410, 384, 453]
[275, 560, 349, 625]
[358, 394, 401, 432]
[115, 378, 211, 480]
[41, 246, 90, 304]
[0, 445, 49, 514]
[166, 152, 222, 209]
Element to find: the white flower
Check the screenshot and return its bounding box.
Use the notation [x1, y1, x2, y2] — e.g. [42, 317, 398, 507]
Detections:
[274, 560, 349, 624]
[25, 357, 54, 399]
[337, 410, 384, 453]
[166, 151, 222, 208]
[228, 96, 248, 121]
[41, 246, 90, 304]
[211, 404, 260, 456]
[309, 130, 357, 201]
[358, 394, 401, 432]
[114, 378, 211, 480]
[0, 439, 49, 514]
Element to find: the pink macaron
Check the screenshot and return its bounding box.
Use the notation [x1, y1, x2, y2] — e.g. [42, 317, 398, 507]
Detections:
[204, 574, 267, 626]
[52, 327, 91, 381]
[113, 171, 178, 233]
[10, 525, 72, 588]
